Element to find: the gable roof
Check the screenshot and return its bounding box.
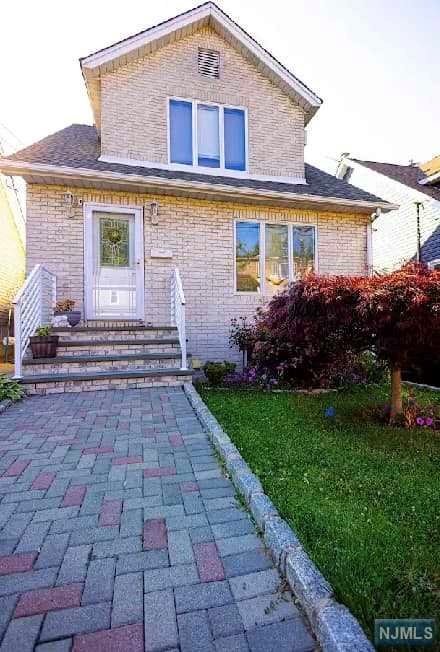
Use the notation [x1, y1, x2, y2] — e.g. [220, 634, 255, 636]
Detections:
[80, 2, 322, 130]
[0, 124, 395, 213]
[352, 159, 440, 201]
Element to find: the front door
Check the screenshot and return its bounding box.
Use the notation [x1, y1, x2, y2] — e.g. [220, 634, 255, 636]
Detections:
[84, 204, 144, 319]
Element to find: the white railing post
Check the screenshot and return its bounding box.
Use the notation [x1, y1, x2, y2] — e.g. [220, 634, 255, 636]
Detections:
[52, 274, 57, 315]
[171, 268, 187, 371]
[13, 299, 22, 379]
[12, 265, 57, 380]
[180, 301, 187, 371]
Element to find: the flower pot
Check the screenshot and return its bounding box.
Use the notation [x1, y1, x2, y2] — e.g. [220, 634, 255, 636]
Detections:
[54, 311, 81, 327]
[30, 335, 59, 359]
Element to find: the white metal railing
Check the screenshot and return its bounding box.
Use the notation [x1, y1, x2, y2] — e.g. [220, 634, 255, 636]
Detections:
[13, 265, 56, 378]
[170, 268, 187, 371]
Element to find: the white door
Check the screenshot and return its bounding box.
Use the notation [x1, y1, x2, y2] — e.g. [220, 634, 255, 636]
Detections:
[84, 204, 144, 319]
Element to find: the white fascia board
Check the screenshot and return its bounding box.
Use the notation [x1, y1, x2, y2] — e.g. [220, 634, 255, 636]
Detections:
[0, 159, 398, 213]
[80, 3, 322, 110]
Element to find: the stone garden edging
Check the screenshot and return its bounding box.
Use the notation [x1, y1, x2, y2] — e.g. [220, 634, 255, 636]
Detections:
[183, 382, 374, 652]
[403, 380, 440, 392]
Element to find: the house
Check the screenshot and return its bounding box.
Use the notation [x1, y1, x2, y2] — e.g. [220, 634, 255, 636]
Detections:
[336, 154, 440, 272]
[0, 172, 25, 335]
[0, 2, 395, 394]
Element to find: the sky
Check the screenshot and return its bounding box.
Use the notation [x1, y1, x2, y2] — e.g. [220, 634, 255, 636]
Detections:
[1, 0, 439, 171]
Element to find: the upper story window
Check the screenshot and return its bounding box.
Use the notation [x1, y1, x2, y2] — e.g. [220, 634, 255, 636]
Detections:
[169, 99, 247, 172]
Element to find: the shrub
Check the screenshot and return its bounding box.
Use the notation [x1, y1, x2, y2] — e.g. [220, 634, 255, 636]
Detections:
[331, 351, 389, 388]
[248, 263, 440, 420]
[35, 325, 51, 337]
[224, 367, 278, 390]
[250, 273, 369, 388]
[55, 299, 75, 313]
[229, 317, 256, 366]
[203, 361, 236, 386]
[0, 375, 24, 402]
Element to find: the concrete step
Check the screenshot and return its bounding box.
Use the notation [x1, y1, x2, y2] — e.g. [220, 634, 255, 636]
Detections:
[55, 339, 180, 356]
[20, 368, 194, 395]
[81, 319, 144, 328]
[52, 326, 178, 342]
[23, 352, 190, 375]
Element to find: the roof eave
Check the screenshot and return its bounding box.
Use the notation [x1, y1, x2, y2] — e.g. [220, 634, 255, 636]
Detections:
[0, 159, 397, 214]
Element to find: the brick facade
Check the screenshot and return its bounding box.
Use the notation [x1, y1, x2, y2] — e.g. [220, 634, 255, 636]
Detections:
[100, 27, 305, 180]
[27, 184, 368, 362]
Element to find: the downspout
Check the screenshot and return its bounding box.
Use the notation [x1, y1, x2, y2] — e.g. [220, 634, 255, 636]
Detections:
[414, 201, 424, 263]
[367, 208, 381, 276]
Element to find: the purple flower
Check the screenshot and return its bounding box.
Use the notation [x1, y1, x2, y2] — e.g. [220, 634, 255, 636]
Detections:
[426, 417, 433, 426]
[416, 417, 425, 426]
[325, 406, 336, 418]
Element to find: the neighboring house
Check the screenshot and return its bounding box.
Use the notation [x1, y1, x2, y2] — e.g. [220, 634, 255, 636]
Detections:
[0, 2, 394, 393]
[0, 172, 25, 330]
[336, 154, 440, 272]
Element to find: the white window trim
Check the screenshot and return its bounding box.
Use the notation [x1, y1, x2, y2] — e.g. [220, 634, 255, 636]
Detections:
[168, 97, 248, 174]
[428, 259, 440, 270]
[233, 218, 319, 295]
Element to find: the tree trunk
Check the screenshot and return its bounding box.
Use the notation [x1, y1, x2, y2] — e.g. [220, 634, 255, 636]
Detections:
[390, 366, 403, 420]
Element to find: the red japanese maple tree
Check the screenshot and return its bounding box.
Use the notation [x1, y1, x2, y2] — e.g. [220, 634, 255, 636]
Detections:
[250, 263, 440, 420]
[358, 263, 440, 418]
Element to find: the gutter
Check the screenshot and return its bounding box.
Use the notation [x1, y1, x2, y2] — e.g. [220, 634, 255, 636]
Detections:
[0, 159, 399, 214]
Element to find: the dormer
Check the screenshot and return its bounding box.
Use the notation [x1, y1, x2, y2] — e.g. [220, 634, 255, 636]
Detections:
[80, 2, 322, 183]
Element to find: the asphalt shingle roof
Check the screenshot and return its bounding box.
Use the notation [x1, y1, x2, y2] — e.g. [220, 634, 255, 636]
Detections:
[5, 124, 387, 205]
[354, 159, 440, 202]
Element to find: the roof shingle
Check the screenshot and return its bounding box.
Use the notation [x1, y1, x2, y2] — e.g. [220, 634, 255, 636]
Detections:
[353, 159, 440, 201]
[4, 124, 388, 205]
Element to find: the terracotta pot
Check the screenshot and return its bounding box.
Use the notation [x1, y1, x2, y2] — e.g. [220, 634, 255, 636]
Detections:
[30, 335, 59, 359]
[54, 311, 81, 327]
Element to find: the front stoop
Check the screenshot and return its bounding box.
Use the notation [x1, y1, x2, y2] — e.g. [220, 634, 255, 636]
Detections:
[21, 324, 193, 394]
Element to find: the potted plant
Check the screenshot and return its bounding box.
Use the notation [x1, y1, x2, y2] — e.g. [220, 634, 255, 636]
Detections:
[54, 298, 81, 327]
[30, 325, 59, 359]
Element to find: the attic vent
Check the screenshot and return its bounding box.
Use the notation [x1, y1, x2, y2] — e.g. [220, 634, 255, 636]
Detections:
[198, 48, 220, 79]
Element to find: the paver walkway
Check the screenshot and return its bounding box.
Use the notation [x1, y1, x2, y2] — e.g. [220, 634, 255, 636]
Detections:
[0, 387, 316, 651]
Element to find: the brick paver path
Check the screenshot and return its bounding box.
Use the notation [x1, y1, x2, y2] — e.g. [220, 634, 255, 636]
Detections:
[0, 388, 315, 651]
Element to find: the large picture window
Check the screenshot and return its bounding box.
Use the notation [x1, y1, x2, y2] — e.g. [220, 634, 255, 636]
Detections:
[235, 221, 316, 293]
[169, 99, 247, 172]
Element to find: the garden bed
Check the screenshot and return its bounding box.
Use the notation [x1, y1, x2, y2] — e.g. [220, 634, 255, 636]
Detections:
[199, 383, 440, 640]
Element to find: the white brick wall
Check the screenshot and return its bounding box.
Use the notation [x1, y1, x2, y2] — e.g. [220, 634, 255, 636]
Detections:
[27, 184, 368, 362]
[100, 26, 305, 180]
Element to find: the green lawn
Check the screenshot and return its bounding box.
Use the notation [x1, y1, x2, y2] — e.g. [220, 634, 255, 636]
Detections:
[199, 384, 440, 640]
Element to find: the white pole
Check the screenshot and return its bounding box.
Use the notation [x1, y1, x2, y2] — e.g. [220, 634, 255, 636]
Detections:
[13, 299, 22, 379]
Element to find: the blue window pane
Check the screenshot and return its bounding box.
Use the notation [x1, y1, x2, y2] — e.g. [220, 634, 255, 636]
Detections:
[224, 108, 246, 171]
[169, 100, 193, 165]
[292, 226, 315, 279]
[236, 222, 260, 292]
